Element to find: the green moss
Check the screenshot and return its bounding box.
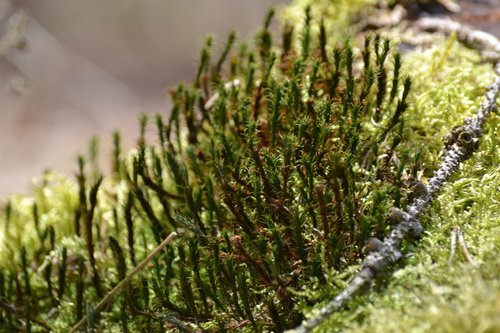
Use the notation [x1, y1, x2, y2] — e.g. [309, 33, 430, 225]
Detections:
[309, 39, 500, 333]
[0, 2, 498, 333]
[0, 173, 79, 264]
[331, 114, 500, 333]
[404, 37, 496, 171]
[283, 0, 376, 42]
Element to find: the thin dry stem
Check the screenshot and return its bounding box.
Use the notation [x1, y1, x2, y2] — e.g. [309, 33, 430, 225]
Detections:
[69, 230, 181, 333]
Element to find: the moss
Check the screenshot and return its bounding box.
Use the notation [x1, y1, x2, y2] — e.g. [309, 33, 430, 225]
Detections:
[0, 173, 79, 264]
[0, 2, 499, 333]
[308, 39, 500, 333]
[327, 113, 500, 333]
[404, 37, 496, 171]
[283, 0, 376, 42]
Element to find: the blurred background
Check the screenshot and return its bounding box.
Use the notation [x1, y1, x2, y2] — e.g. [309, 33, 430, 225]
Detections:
[0, 0, 286, 197]
[0, 0, 498, 198]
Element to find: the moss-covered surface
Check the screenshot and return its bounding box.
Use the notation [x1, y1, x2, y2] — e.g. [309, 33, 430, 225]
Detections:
[307, 43, 500, 332]
[284, 2, 500, 332]
[0, 1, 499, 332]
[342, 118, 500, 332]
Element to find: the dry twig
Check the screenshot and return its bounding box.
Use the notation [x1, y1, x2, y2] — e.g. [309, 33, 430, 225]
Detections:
[69, 230, 182, 333]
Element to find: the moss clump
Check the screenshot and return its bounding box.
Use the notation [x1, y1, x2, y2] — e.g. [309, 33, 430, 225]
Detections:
[315, 110, 499, 333]
[404, 37, 496, 171]
[283, 0, 376, 42]
[305, 38, 499, 332]
[1, 2, 498, 333]
[0, 6, 428, 332]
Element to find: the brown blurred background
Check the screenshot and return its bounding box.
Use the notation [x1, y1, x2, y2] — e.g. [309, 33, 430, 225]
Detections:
[0, 0, 498, 198]
[0, 0, 286, 197]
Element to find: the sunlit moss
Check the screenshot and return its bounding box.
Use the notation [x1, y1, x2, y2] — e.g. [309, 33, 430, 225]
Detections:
[0, 2, 498, 332]
[404, 37, 496, 171]
[336, 116, 500, 332]
[310, 39, 499, 333]
[282, 0, 376, 42]
[0, 172, 78, 264]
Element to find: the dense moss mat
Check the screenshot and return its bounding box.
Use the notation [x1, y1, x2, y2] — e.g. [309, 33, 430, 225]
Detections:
[303, 40, 500, 333]
[344, 118, 500, 332]
[0, 2, 499, 333]
[315, 105, 499, 332]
